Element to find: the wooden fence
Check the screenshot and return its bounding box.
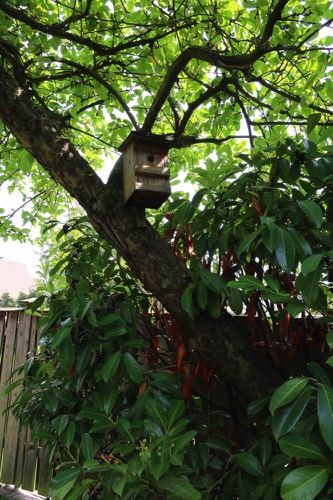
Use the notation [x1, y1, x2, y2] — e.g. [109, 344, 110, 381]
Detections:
[0, 308, 51, 496]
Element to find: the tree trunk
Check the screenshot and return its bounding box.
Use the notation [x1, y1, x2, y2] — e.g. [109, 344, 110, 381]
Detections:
[0, 66, 282, 407]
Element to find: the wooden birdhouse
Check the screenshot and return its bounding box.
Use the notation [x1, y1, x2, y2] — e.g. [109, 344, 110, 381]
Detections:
[119, 132, 173, 209]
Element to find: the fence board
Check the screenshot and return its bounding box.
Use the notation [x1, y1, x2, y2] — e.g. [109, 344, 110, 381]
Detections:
[0, 308, 52, 495]
[0, 311, 20, 484]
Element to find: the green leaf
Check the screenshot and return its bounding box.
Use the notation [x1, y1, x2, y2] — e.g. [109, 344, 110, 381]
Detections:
[298, 200, 323, 229]
[30, 295, 46, 312]
[181, 286, 194, 318]
[59, 335, 75, 372]
[42, 390, 58, 413]
[158, 477, 201, 499]
[262, 226, 280, 253]
[207, 291, 221, 318]
[81, 433, 95, 461]
[317, 383, 333, 450]
[145, 399, 167, 430]
[307, 362, 331, 386]
[150, 436, 170, 480]
[227, 275, 266, 292]
[281, 465, 329, 500]
[112, 476, 127, 497]
[286, 300, 307, 318]
[117, 418, 135, 443]
[269, 378, 310, 414]
[167, 418, 189, 437]
[196, 280, 208, 309]
[52, 324, 72, 348]
[237, 228, 263, 256]
[247, 395, 270, 415]
[172, 430, 197, 455]
[198, 269, 226, 294]
[236, 452, 264, 477]
[275, 228, 296, 273]
[258, 435, 272, 465]
[227, 287, 243, 314]
[53, 414, 69, 434]
[278, 435, 323, 460]
[307, 113, 321, 135]
[272, 386, 313, 440]
[49, 467, 81, 499]
[103, 384, 119, 414]
[106, 326, 128, 338]
[301, 254, 322, 277]
[299, 265, 323, 306]
[80, 299, 93, 320]
[288, 229, 312, 260]
[326, 330, 333, 350]
[98, 312, 119, 327]
[124, 352, 143, 383]
[101, 351, 122, 383]
[61, 421, 75, 448]
[166, 399, 185, 429]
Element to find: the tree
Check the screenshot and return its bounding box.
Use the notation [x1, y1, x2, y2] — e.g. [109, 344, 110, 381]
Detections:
[0, 0, 332, 407]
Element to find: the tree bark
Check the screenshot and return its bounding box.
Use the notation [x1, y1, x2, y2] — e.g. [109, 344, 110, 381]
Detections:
[0, 66, 282, 408]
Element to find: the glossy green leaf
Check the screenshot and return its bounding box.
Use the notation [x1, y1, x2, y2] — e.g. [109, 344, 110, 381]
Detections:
[299, 265, 323, 306]
[52, 324, 72, 348]
[227, 275, 266, 291]
[207, 291, 222, 318]
[288, 229, 312, 260]
[101, 351, 122, 383]
[236, 452, 264, 477]
[124, 352, 143, 383]
[103, 384, 119, 414]
[326, 330, 333, 350]
[53, 414, 69, 434]
[166, 399, 185, 429]
[286, 300, 307, 318]
[298, 200, 323, 229]
[247, 395, 270, 415]
[158, 477, 201, 499]
[258, 434, 272, 465]
[307, 113, 321, 135]
[301, 254, 323, 276]
[281, 465, 329, 500]
[272, 386, 313, 440]
[172, 430, 197, 456]
[81, 432, 95, 461]
[145, 399, 167, 431]
[262, 226, 280, 253]
[278, 435, 323, 459]
[49, 467, 81, 499]
[196, 280, 208, 309]
[275, 228, 296, 273]
[42, 390, 58, 413]
[269, 378, 310, 414]
[317, 383, 333, 450]
[62, 421, 75, 448]
[237, 228, 263, 256]
[198, 268, 226, 294]
[181, 286, 194, 318]
[307, 362, 331, 386]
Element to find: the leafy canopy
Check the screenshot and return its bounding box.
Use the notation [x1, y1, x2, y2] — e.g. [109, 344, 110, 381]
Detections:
[0, 0, 333, 231]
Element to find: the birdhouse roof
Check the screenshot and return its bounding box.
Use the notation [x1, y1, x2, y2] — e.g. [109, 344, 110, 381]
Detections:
[118, 131, 175, 152]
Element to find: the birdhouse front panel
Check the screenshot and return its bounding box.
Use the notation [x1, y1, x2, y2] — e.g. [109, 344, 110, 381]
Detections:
[122, 137, 172, 209]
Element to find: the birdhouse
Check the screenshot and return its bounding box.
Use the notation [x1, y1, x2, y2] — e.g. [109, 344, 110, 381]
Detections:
[119, 132, 173, 209]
